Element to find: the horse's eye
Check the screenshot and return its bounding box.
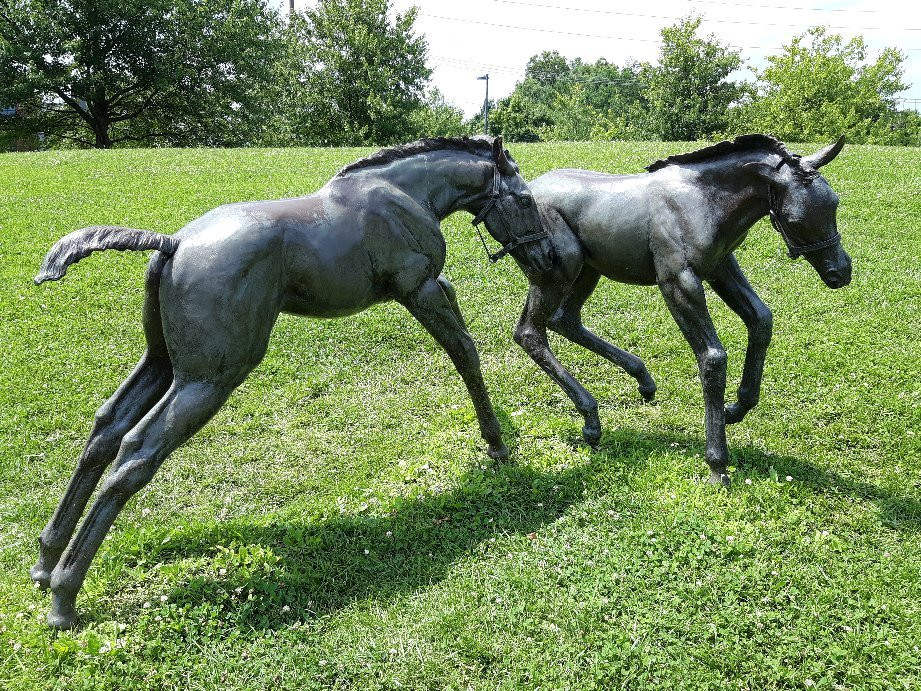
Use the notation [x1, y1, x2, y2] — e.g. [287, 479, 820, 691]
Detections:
[518, 195, 533, 208]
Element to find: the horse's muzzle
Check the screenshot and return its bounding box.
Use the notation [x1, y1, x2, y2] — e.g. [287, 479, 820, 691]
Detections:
[821, 260, 852, 289]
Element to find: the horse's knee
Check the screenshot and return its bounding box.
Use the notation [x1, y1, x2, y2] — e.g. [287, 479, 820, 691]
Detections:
[547, 309, 577, 336]
[699, 347, 727, 377]
[102, 456, 158, 498]
[513, 324, 543, 352]
[436, 275, 456, 299]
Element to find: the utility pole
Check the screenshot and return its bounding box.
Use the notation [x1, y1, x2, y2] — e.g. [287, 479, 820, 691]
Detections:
[289, 0, 294, 14]
[477, 73, 489, 135]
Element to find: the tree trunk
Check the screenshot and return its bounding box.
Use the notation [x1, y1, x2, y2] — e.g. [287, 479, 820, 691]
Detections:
[93, 123, 112, 148]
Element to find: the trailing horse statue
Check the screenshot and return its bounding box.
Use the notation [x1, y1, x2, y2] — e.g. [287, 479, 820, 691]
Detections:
[510, 134, 851, 485]
[31, 135, 551, 629]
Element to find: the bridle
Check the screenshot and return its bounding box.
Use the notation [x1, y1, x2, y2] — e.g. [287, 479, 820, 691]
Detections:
[767, 161, 841, 259]
[471, 165, 549, 263]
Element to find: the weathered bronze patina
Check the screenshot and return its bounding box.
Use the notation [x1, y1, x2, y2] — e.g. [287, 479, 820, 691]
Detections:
[511, 135, 851, 485]
[31, 136, 550, 629]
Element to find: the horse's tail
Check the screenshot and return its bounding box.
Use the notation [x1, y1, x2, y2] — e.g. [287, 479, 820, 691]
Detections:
[34, 226, 181, 285]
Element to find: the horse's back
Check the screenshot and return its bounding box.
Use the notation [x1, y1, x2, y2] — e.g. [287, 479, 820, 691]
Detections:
[531, 169, 659, 285]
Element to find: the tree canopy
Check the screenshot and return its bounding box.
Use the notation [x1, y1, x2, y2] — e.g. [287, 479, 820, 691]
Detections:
[643, 16, 744, 141]
[2, 6, 918, 150]
[490, 51, 648, 142]
[0, 0, 283, 148]
[741, 27, 917, 145]
[270, 0, 431, 147]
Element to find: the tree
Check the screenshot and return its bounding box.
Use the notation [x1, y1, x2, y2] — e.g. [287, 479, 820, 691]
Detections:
[740, 27, 911, 144]
[491, 51, 649, 142]
[644, 16, 744, 141]
[274, 0, 430, 146]
[0, 0, 283, 148]
[409, 88, 468, 138]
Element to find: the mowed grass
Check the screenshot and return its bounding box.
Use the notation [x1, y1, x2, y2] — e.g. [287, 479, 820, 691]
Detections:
[0, 141, 919, 690]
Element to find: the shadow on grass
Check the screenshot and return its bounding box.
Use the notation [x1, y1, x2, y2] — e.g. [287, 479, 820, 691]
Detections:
[87, 426, 918, 629]
[103, 459, 604, 630]
[594, 427, 921, 533]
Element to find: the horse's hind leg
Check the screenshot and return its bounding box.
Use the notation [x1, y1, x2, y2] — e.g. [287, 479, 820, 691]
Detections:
[437, 274, 467, 330]
[400, 276, 507, 459]
[30, 352, 172, 589]
[548, 266, 657, 401]
[32, 254, 174, 588]
[515, 279, 602, 447]
[47, 376, 239, 629]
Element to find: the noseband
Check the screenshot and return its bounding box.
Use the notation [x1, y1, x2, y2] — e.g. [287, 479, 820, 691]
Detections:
[767, 163, 841, 259]
[471, 165, 549, 263]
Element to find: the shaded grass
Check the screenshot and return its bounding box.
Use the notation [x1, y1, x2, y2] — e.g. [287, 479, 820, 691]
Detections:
[0, 142, 919, 689]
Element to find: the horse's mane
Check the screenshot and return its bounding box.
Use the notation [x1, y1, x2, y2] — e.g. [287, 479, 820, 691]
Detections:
[645, 134, 817, 181]
[336, 136, 496, 177]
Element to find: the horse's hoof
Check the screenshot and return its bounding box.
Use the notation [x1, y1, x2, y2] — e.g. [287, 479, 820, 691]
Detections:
[582, 425, 601, 449]
[725, 403, 746, 425]
[29, 564, 52, 592]
[47, 600, 78, 630]
[487, 443, 510, 461]
[707, 470, 731, 487]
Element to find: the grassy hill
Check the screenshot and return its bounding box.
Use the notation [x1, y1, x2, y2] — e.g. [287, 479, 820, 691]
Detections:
[0, 142, 919, 689]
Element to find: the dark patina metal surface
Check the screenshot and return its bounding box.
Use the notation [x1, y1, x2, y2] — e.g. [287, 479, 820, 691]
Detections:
[511, 135, 851, 485]
[30, 136, 550, 629]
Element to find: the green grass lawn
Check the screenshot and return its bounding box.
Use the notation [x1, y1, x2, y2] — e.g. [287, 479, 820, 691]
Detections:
[1, 141, 919, 689]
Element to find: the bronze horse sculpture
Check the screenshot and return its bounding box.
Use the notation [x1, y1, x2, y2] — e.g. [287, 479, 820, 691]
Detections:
[31, 135, 551, 629]
[509, 135, 851, 485]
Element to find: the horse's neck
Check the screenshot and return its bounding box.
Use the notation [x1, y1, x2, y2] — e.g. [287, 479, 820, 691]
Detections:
[693, 152, 776, 240]
[370, 152, 490, 221]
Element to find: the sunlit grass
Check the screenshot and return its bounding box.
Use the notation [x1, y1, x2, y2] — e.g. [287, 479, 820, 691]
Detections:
[0, 141, 918, 689]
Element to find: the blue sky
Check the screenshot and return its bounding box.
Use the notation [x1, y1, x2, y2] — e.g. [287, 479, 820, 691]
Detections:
[284, 0, 921, 117]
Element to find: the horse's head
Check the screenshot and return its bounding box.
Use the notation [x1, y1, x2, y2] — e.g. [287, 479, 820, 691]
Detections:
[744, 136, 852, 289]
[472, 136, 554, 272]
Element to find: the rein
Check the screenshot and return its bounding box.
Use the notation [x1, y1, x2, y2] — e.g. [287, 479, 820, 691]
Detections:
[471, 165, 548, 264]
[767, 162, 841, 259]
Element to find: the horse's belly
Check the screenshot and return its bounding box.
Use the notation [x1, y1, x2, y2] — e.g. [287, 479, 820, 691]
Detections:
[281, 254, 384, 318]
[580, 223, 657, 285]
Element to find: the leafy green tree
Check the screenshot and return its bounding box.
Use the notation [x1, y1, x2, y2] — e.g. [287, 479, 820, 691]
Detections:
[0, 0, 283, 148]
[274, 0, 430, 146]
[409, 88, 468, 138]
[492, 51, 649, 142]
[644, 16, 744, 141]
[740, 27, 910, 144]
[491, 51, 571, 141]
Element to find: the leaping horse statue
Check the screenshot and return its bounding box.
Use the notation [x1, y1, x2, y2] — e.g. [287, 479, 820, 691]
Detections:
[31, 135, 552, 629]
[508, 135, 851, 485]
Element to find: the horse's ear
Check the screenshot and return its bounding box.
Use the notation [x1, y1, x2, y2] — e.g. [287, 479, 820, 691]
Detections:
[802, 135, 845, 169]
[743, 161, 783, 185]
[493, 135, 516, 175]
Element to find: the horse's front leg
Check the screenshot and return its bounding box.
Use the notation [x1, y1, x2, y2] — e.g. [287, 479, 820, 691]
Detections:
[514, 278, 602, 447]
[658, 268, 730, 485]
[707, 254, 773, 425]
[400, 276, 508, 460]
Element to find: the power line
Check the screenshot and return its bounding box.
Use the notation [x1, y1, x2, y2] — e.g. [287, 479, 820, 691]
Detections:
[490, 0, 921, 32]
[432, 56, 647, 87]
[683, 0, 878, 13]
[421, 12, 921, 52]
